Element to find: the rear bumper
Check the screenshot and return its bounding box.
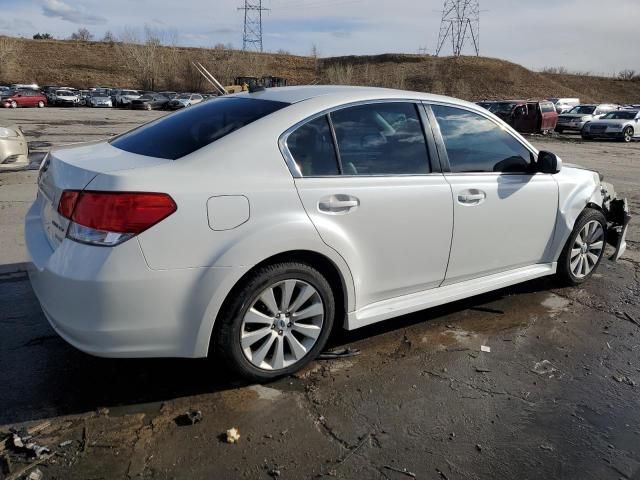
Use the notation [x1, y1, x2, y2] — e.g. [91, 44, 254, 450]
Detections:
[25, 198, 235, 358]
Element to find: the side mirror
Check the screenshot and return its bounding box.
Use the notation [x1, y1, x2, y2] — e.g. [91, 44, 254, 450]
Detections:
[537, 151, 562, 174]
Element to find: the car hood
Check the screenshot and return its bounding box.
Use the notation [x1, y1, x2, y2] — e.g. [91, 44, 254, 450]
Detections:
[559, 113, 593, 119]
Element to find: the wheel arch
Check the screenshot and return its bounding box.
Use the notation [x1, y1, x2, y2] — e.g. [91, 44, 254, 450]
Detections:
[201, 249, 354, 357]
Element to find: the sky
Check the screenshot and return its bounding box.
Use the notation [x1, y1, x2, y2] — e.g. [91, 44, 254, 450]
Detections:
[1, 0, 638, 74]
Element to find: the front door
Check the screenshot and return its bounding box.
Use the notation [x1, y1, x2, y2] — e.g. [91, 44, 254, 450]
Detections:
[284, 102, 454, 309]
[428, 103, 559, 285]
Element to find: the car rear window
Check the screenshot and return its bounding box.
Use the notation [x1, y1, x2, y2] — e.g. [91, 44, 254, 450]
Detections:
[111, 97, 289, 160]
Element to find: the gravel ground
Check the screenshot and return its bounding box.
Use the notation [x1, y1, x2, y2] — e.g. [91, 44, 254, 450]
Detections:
[0, 108, 638, 480]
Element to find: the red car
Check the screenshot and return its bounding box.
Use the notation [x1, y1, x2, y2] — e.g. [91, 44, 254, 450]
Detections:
[1, 90, 47, 108]
[478, 100, 558, 134]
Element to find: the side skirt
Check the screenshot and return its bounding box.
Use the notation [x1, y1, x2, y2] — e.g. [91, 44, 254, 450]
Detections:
[346, 263, 557, 330]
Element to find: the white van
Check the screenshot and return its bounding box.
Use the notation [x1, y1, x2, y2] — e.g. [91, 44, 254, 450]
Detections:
[548, 98, 580, 114]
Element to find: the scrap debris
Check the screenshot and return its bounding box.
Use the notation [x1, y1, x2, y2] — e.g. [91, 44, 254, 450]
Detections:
[318, 348, 361, 360]
[226, 427, 241, 444]
[480, 345, 491, 353]
[612, 375, 636, 387]
[11, 432, 50, 459]
[531, 360, 557, 376]
[383, 465, 416, 478]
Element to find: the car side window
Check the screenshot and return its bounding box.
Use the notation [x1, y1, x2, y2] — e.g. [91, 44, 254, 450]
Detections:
[330, 103, 430, 175]
[287, 115, 340, 176]
[432, 104, 535, 174]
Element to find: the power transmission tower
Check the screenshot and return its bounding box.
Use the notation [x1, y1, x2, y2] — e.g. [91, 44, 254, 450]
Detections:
[435, 0, 480, 57]
[238, 0, 268, 52]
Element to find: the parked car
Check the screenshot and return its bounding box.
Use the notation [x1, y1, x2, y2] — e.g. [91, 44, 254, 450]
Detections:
[547, 97, 580, 114]
[1, 89, 47, 108]
[130, 93, 170, 110]
[112, 89, 141, 107]
[53, 89, 80, 107]
[87, 91, 113, 108]
[582, 109, 640, 142]
[78, 90, 91, 106]
[24, 87, 632, 380]
[167, 93, 204, 110]
[0, 124, 28, 169]
[555, 104, 619, 134]
[480, 100, 558, 134]
[158, 91, 178, 100]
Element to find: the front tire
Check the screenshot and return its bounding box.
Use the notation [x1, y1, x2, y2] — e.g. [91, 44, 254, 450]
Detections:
[37, 101, 45, 108]
[10, 101, 17, 108]
[213, 262, 335, 381]
[557, 208, 607, 285]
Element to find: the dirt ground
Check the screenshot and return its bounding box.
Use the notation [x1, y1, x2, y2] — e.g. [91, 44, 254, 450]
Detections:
[0, 108, 639, 480]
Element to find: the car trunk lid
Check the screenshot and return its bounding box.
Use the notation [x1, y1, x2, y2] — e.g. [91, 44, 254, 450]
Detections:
[37, 141, 169, 250]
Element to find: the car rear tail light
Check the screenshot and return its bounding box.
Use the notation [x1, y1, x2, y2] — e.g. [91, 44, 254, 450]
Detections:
[57, 190, 177, 246]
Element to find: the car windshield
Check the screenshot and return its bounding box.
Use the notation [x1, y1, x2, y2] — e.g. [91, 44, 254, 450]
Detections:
[111, 97, 289, 160]
[122, 91, 137, 95]
[568, 106, 596, 115]
[602, 111, 638, 120]
[177, 94, 191, 99]
[487, 102, 518, 114]
[57, 90, 74, 96]
[138, 95, 153, 100]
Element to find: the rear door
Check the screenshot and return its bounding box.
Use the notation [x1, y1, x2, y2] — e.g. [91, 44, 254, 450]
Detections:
[286, 101, 454, 309]
[427, 103, 559, 285]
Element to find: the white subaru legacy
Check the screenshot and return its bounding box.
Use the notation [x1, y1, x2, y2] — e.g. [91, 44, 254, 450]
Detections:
[25, 86, 631, 380]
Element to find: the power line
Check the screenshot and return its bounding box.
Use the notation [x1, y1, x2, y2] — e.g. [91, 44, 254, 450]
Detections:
[435, 0, 480, 57]
[239, 0, 269, 52]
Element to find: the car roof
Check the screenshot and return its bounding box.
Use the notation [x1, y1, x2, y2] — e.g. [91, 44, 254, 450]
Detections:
[232, 85, 477, 109]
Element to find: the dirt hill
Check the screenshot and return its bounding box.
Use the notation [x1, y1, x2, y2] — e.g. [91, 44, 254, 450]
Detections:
[1, 36, 639, 103]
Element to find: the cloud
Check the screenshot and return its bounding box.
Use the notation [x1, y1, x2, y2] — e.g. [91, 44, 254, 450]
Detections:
[41, 0, 106, 25]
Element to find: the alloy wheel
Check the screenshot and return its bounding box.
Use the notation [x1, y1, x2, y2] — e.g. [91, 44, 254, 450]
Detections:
[240, 279, 324, 370]
[623, 127, 633, 143]
[570, 220, 604, 278]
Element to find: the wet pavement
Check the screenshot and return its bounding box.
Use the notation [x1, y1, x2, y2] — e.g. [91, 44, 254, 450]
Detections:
[0, 109, 639, 479]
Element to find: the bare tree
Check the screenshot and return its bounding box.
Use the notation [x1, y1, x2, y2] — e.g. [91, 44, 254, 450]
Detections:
[618, 69, 637, 81]
[70, 28, 94, 41]
[102, 31, 116, 43]
[117, 27, 164, 90]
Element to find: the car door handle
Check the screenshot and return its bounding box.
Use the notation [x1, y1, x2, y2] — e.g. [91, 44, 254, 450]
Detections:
[457, 190, 486, 206]
[318, 195, 360, 214]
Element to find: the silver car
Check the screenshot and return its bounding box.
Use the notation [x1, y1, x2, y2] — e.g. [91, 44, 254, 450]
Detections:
[555, 104, 619, 134]
[88, 91, 113, 108]
[582, 109, 640, 142]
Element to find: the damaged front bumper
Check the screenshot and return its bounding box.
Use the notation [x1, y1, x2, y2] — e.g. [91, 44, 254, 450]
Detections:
[601, 182, 632, 261]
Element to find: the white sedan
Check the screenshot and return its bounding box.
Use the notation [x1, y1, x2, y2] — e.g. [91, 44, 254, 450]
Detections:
[25, 86, 631, 380]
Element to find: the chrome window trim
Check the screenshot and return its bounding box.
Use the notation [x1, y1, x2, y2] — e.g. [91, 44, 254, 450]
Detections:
[278, 98, 440, 179]
[424, 100, 543, 176]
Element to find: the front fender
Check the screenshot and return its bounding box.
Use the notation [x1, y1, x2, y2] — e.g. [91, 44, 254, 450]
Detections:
[550, 167, 602, 261]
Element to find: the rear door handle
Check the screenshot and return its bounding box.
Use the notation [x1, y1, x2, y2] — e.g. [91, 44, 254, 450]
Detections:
[457, 190, 486, 206]
[318, 195, 360, 214]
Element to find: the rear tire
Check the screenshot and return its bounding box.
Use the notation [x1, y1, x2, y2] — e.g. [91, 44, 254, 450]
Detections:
[622, 126, 634, 143]
[556, 127, 564, 134]
[213, 262, 335, 382]
[557, 208, 607, 286]
[10, 101, 17, 108]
